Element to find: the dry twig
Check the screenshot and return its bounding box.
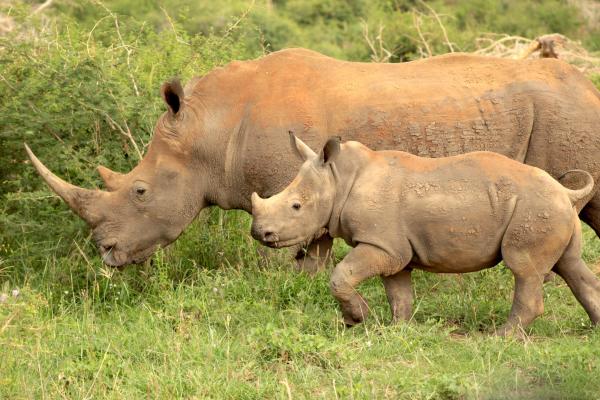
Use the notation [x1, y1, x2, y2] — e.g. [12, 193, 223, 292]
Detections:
[92, 1, 140, 97]
[412, 12, 432, 58]
[418, 0, 454, 52]
[474, 32, 600, 75]
[362, 20, 393, 63]
[77, 100, 143, 161]
[224, 0, 255, 38]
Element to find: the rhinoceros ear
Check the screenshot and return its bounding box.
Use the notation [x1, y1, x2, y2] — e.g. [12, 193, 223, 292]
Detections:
[161, 78, 185, 115]
[318, 136, 341, 166]
[289, 131, 317, 162]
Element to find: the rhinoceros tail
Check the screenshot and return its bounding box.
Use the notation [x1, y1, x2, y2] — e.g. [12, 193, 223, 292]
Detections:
[558, 169, 595, 207]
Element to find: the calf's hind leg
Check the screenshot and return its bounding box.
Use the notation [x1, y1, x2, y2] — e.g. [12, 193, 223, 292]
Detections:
[553, 221, 600, 324]
[498, 242, 563, 335]
[496, 269, 546, 336]
[330, 243, 408, 326]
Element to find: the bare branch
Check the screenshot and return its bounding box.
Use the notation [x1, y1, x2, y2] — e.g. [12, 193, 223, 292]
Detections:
[224, 0, 255, 38]
[91, 1, 140, 97]
[418, 0, 454, 52]
[161, 7, 189, 45]
[77, 100, 143, 161]
[412, 12, 432, 58]
[362, 20, 393, 63]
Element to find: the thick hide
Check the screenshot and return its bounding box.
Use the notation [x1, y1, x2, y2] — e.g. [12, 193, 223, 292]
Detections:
[27, 48, 600, 267]
[251, 136, 600, 334]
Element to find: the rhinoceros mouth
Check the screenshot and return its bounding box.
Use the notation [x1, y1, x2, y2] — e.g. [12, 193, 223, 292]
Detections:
[262, 236, 311, 249]
[99, 243, 157, 267]
[261, 227, 329, 249]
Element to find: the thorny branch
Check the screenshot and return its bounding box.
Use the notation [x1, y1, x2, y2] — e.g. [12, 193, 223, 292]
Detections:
[92, 1, 140, 97]
[77, 100, 143, 161]
[362, 20, 393, 63]
[224, 0, 255, 38]
[412, 12, 432, 58]
[474, 33, 600, 75]
[417, 0, 454, 52]
[161, 7, 189, 45]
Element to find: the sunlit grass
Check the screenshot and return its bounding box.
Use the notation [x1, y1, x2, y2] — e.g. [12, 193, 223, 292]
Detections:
[1, 212, 599, 399]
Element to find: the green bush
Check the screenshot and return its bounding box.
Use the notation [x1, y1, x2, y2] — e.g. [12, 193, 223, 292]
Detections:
[0, 5, 259, 283]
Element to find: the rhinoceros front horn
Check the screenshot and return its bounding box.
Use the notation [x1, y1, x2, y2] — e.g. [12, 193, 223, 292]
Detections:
[24, 144, 105, 226]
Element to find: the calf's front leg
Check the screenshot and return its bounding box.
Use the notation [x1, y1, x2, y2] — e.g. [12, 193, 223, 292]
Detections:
[330, 243, 408, 326]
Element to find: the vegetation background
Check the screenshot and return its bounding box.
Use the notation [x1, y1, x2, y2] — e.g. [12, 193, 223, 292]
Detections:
[1, 0, 600, 398]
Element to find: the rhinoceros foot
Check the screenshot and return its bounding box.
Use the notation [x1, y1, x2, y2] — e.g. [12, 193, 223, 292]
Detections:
[340, 294, 370, 327]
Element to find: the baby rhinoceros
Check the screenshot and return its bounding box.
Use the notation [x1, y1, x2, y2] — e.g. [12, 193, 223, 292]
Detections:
[251, 133, 600, 335]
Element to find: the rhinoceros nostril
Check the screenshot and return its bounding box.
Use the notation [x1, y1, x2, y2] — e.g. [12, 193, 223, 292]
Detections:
[263, 231, 275, 241]
[100, 244, 114, 253]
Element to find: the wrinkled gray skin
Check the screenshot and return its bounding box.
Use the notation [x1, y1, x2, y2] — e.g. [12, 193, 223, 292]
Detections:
[251, 134, 600, 334]
[26, 49, 600, 270]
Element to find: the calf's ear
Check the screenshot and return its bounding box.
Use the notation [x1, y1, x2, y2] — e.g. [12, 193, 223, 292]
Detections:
[318, 136, 341, 166]
[289, 131, 317, 161]
[161, 78, 185, 115]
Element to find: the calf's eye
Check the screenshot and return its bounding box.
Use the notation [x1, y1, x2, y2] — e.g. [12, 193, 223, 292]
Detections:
[136, 187, 146, 196]
[292, 202, 301, 210]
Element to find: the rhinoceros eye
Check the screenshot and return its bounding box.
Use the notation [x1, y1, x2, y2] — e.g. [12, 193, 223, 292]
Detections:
[292, 202, 301, 210]
[132, 181, 150, 201]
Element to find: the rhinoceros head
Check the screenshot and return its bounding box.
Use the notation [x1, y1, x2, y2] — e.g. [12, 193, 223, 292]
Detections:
[25, 79, 206, 267]
[251, 133, 340, 248]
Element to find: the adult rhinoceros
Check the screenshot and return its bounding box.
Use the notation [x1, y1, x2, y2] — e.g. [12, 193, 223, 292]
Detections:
[26, 48, 600, 270]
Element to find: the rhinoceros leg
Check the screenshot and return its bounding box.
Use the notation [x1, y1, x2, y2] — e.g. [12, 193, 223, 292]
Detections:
[495, 272, 545, 336]
[496, 213, 575, 335]
[294, 233, 334, 275]
[382, 268, 413, 323]
[329, 243, 408, 326]
[552, 222, 600, 324]
[581, 193, 600, 239]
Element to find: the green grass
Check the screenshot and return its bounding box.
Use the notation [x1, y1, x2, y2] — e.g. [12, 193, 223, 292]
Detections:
[1, 210, 600, 399]
[2, 2, 600, 398]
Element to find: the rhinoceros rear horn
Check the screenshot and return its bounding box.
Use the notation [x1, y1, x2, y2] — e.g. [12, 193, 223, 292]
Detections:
[97, 165, 125, 191]
[24, 144, 105, 226]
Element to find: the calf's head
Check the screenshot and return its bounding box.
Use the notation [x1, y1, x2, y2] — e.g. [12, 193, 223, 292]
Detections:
[25, 80, 206, 267]
[251, 133, 341, 248]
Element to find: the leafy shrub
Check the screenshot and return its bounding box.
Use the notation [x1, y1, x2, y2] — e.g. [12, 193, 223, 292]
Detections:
[0, 5, 259, 282]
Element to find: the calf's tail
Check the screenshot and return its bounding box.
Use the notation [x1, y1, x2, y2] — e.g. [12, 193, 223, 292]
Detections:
[558, 169, 595, 208]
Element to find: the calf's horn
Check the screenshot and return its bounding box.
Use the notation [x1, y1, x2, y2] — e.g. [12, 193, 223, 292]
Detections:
[24, 144, 105, 226]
